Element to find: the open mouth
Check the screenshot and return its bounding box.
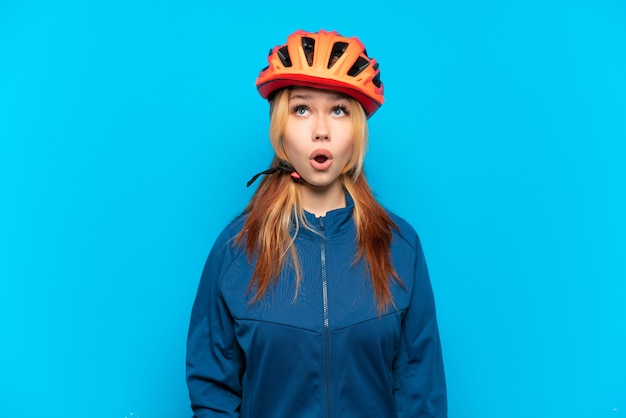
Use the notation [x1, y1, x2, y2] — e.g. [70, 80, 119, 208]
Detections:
[310, 149, 333, 170]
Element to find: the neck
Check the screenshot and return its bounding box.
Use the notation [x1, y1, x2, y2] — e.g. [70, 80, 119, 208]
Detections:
[299, 181, 346, 217]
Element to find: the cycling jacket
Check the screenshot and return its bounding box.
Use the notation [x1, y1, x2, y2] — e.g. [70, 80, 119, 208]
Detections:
[186, 195, 447, 417]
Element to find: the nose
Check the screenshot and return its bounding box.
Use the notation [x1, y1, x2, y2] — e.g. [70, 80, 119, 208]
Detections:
[313, 115, 330, 141]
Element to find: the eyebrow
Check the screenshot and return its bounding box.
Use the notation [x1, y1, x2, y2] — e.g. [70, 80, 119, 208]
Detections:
[289, 93, 348, 102]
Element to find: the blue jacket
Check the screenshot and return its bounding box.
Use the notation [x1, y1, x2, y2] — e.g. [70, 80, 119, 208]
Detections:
[186, 196, 447, 417]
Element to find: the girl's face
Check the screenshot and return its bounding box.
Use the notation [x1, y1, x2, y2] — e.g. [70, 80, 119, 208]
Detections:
[282, 87, 354, 192]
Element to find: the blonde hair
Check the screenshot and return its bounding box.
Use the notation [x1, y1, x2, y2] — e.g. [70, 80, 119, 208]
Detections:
[236, 88, 400, 313]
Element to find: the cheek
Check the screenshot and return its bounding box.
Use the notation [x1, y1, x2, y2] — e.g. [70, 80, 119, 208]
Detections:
[339, 132, 355, 160]
[339, 131, 357, 171]
[282, 119, 312, 156]
[281, 136, 305, 165]
[281, 133, 296, 156]
[280, 125, 299, 159]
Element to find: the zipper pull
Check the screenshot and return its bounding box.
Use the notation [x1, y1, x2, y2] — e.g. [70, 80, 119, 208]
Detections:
[317, 216, 326, 231]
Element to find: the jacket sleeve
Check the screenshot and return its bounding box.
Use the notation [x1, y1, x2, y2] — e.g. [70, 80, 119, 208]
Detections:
[186, 229, 244, 417]
[393, 234, 448, 417]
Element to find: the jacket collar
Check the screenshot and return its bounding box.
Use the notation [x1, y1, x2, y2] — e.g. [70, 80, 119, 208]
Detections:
[300, 192, 355, 239]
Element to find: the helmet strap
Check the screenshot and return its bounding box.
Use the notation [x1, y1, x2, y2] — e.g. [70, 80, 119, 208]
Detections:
[246, 160, 302, 187]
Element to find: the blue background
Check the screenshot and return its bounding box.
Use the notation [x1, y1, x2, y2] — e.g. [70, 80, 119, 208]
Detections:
[1, 1, 624, 417]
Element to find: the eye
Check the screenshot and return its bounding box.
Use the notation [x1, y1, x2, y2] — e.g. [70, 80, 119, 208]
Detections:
[331, 105, 350, 117]
[291, 104, 310, 116]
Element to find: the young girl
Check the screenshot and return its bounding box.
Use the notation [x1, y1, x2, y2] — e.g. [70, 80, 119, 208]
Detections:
[186, 29, 447, 417]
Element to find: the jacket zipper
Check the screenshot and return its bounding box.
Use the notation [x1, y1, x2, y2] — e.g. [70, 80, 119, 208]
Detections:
[318, 217, 333, 418]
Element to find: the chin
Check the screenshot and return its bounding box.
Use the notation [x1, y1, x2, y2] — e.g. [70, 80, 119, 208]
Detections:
[305, 176, 342, 189]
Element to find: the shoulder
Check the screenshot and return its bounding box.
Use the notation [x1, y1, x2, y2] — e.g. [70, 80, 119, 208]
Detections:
[213, 213, 247, 248]
[195, 214, 251, 293]
[387, 209, 418, 241]
[385, 209, 427, 256]
[205, 213, 248, 268]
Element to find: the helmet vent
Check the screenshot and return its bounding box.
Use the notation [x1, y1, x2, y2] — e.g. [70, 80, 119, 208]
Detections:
[328, 42, 348, 68]
[372, 63, 382, 88]
[347, 56, 370, 77]
[278, 46, 292, 67]
[302, 37, 315, 66]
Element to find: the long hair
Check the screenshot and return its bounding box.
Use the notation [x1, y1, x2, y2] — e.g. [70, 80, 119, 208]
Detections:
[235, 88, 401, 313]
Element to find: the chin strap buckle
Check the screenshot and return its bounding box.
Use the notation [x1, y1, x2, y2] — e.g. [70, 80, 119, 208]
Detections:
[290, 172, 301, 183]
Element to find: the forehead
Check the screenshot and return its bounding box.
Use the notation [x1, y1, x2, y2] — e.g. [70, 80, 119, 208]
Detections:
[288, 87, 349, 102]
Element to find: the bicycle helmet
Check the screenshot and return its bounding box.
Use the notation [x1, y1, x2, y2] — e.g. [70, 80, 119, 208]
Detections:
[256, 29, 384, 117]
